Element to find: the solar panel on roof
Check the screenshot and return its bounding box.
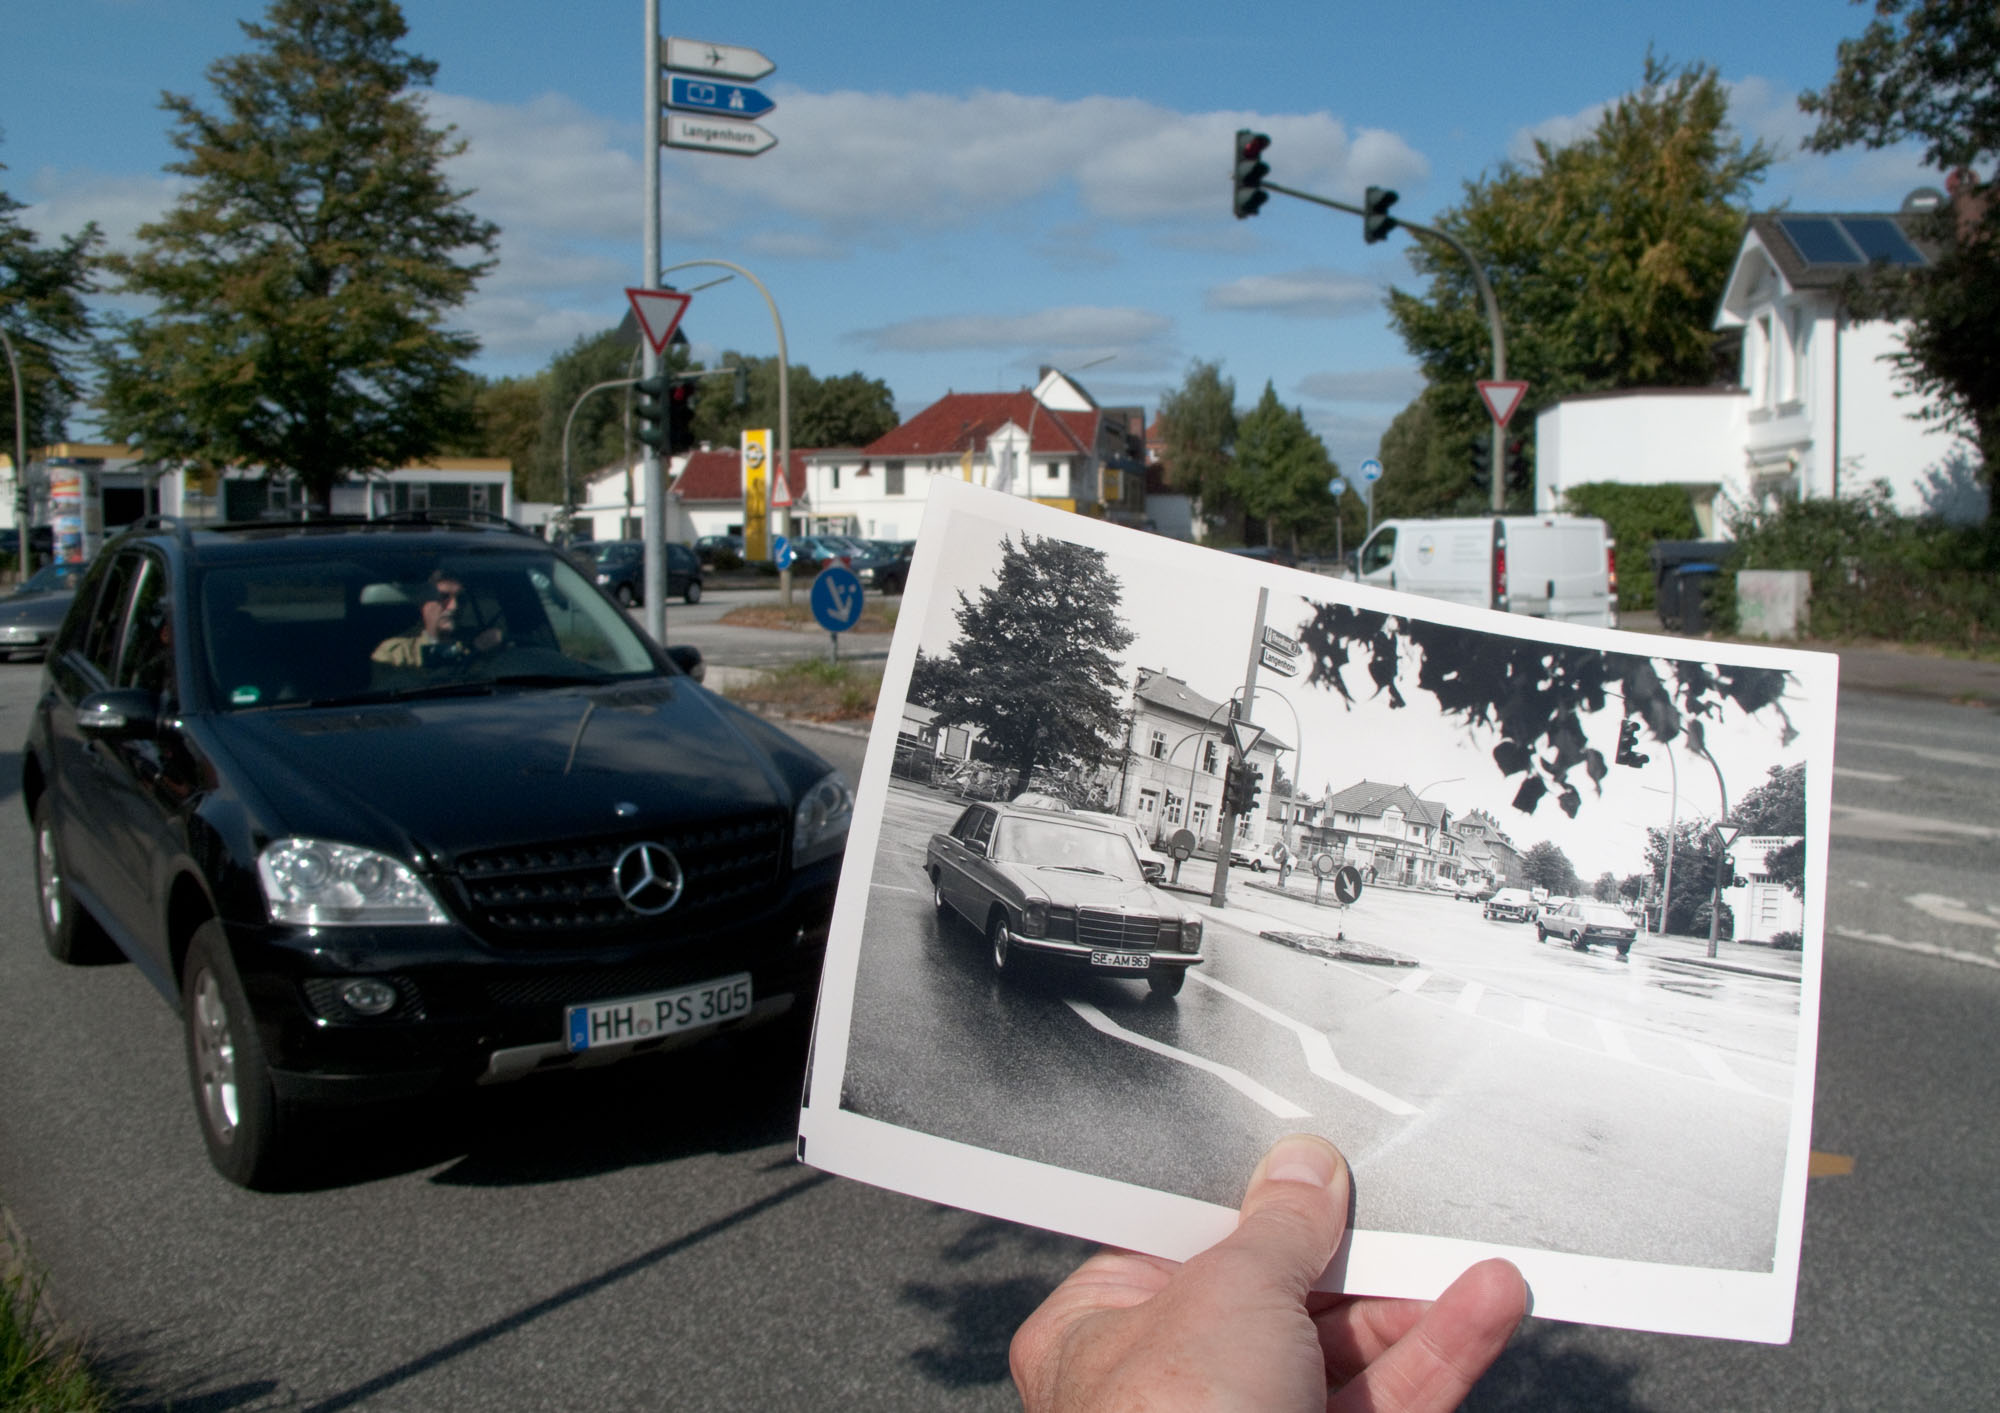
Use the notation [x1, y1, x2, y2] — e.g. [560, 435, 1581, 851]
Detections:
[1839, 217, 1927, 265]
[1777, 216, 1863, 265]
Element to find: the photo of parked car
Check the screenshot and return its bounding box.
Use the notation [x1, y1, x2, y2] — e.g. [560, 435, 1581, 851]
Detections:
[1482, 887, 1536, 922]
[925, 801, 1204, 996]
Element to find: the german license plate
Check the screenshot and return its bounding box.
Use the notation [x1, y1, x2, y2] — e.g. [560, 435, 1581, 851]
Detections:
[1089, 950, 1150, 970]
[565, 973, 753, 1053]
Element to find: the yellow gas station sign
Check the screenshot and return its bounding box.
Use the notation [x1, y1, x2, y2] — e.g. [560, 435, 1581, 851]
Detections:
[742, 428, 771, 562]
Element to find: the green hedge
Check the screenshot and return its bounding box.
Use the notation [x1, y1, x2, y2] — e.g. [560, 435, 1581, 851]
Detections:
[1715, 485, 2000, 649]
[1559, 483, 1702, 613]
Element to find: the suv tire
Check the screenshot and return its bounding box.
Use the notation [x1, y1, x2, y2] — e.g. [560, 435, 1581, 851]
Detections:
[34, 797, 119, 965]
[183, 921, 301, 1190]
[684, 580, 702, 605]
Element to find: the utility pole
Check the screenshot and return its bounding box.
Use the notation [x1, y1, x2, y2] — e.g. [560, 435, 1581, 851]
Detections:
[1210, 587, 1269, 908]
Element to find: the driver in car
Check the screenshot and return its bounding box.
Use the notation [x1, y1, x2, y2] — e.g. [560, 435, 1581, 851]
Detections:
[372, 571, 503, 667]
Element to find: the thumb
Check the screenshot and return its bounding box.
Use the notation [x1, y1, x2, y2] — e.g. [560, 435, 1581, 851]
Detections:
[1194, 1134, 1351, 1301]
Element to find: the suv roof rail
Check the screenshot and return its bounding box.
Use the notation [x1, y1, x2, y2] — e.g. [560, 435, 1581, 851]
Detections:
[191, 510, 540, 540]
[116, 515, 197, 549]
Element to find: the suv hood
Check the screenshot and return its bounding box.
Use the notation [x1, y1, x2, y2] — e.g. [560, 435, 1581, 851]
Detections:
[210, 682, 791, 863]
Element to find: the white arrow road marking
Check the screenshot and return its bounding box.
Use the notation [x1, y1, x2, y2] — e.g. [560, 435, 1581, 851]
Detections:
[1831, 804, 2000, 843]
[1840, 737, 2000, 770]
[1833, 766, 1903, 783]
[1185, 972, 1419, 1116]
[1906, 894, 2000, 931]
[1395, 968, 1431, 993]
[1832, 925, 2000, 970]
[1065, 1000, 1310, 1119]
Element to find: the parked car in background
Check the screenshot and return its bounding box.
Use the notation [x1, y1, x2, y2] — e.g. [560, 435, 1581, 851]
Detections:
[850, 540, 915, 595]
[23, 512, 849, 1187]
[926, 801, 1204, 996]
[1230, 841, 1289, 873]
[0, 559, 89, 661]
[1538, 900, 1640, 958]
[1352, 515, 1616, 627]
[592, 539, 703, 606]
[1483, 887, 1536, 922]
[1074, 810, 1168, 884]
[694, 533, 744, 565]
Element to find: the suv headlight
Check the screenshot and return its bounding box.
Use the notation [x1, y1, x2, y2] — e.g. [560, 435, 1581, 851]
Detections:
[793, 771, 853, 868]
[258, 839, 449, 926]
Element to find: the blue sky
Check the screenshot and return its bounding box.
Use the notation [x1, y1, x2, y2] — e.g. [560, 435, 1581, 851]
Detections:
[9, 0, 1934, 470]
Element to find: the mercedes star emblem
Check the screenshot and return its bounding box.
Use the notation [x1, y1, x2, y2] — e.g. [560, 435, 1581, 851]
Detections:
[613, 842, 684, 916]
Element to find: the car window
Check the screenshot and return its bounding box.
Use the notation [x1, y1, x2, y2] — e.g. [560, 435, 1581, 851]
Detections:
[992, 818, 1142, 880]
[967, 810, 996, 852]
[80, 551, 142, 676]
[117, 554, 176, 698]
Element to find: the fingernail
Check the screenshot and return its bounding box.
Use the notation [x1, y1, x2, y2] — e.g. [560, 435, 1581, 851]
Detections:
[1263, 1134, 1340, 1189]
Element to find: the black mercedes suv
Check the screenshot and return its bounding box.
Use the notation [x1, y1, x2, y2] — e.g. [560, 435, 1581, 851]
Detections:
[23, 514, 850, 1188]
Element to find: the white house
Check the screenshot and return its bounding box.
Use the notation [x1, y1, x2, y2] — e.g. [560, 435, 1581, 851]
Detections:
[798, 369, 1149, 539]
[1108, 668, 1289, 854]
[1535, 204, 1983, 533]
[1722, 835, 1806, 945]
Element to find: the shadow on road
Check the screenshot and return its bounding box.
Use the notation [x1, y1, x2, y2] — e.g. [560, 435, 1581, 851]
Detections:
[1463, 1319, 1649, 1411]
[899, 1215, 1090, 1389]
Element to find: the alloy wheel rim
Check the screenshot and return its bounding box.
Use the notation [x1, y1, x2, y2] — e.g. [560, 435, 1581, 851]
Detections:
[191, 969, 241, 1143]
[37, 824, 61, 932]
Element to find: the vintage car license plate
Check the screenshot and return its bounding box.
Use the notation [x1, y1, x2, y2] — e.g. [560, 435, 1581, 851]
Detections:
[565, 973, 753, 1052]
[1089, 950, 1151, 970]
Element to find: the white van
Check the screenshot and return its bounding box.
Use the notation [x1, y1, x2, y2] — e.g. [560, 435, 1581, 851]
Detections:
[1353, 515, 1616, 627]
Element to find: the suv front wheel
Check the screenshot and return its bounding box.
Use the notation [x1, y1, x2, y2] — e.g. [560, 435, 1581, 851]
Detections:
[183, 921, 301, 1189]
[34, 797, 118, 965]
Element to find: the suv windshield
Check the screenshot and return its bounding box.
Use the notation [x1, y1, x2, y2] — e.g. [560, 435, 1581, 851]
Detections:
[197, 546, 661, 710]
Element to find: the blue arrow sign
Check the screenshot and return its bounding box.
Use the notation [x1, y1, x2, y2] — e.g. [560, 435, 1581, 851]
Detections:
[811, 565, 865, 633]
[773, 535, 793, 570]
[1360, 457, 1383, 483]
[667, 75, 776, 121]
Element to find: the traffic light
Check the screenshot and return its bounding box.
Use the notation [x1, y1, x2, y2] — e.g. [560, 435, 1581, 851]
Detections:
[1219, 764, 1242, 816]
[1470, 440, 1492, 491]
[1233, 129, 1271, 219]
[1615, 717, 1649, 768]
[634, 373, 671, 452]
[1239, 763, 1264, 818]
[1505, 437, 1532, 492]
[668, 380, 698, 454]
[1363, 186, 1399, 243]
[732, 363, 749, 409]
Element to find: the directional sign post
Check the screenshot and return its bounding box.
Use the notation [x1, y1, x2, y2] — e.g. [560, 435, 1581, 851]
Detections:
[1259, 625, 1302, 679]
[666, 74, 776, 121]
[664, 113, 777, 157]
[661, 39, 777, 158]
[663, 36, 775, 82]
[810, 563, 865, 660]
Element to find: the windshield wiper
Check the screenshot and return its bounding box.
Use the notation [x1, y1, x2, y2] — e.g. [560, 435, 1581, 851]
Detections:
[1043, 865, 1112, 876]
[386, 679, 499, 702]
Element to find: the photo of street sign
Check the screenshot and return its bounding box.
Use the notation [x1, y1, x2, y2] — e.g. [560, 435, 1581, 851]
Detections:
[1259, 649, 1299, 677]
[1262, 626, 1301, 657]
[661, 37, 775, 83]
[623, 287, 691, 353]
[666, 74, 775, 121]
[664, 113, 777, 157]
[1477, 379, 1530, 427]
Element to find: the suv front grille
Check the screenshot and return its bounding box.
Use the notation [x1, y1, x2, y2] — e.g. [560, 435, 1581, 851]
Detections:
[1076, 909, 1162, 951]
[453, 815, 785, 940]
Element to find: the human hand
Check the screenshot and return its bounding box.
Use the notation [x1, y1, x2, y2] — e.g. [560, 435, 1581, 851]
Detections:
[1010, 1135, 1527, 1412]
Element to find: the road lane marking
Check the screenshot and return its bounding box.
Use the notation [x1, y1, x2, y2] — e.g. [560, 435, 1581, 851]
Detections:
[1186, 972, 1419, 1116]
[1064, 1000, 1311, 1119]
[1830, 804, 2000, 843]
[1809, 1151, 1856, 1178]
[1833, 766, 1904, 783]
[1593, 1018, 1635, 1063]
[1395, 968, 1431, 993]
[1840, 737, 2000, 771]
[869, 883, 926, 896]
[1454, 981, 1485, 1015]
[1830, 925, 2000, 971]
[1521, 1000, 1549, 1039]
[1682, 1040, 1755, 1092]
[1905, 894, 2000, 932]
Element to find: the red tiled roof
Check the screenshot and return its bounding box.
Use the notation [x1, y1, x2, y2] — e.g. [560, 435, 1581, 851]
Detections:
[670, 447, 810, 503]
[860, 391, 1096, 458]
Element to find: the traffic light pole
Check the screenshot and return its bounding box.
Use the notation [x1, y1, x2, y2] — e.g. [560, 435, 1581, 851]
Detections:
[1260, 180, 1510, 514]
[641, 0, 666, 634]
[1210, 588, 1270, 908]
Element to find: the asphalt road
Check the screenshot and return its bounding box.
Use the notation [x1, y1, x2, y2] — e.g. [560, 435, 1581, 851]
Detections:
[4, 654, 1997, 1410]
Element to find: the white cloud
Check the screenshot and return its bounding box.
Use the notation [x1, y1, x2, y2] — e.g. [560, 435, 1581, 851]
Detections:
[1507, 101, 1608, 165]
[1205, 268, 1382, 319]
[851, 305, 1172, 353]
[19, 170, 185, 252]
[1295, 366, 1424, 404]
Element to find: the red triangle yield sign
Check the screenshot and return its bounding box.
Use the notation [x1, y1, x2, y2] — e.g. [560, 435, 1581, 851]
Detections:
[625, 287, 692, 354]
[770, 463, 794, 508]
[1477, 380, 1529, 428]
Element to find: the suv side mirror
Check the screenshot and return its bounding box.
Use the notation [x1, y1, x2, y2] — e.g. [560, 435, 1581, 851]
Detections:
[665, 644, 705, 683]
[77, 688, 162, 741]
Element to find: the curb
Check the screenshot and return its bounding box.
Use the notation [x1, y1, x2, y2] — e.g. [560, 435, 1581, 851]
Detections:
[1259, 930, 1419, 967]
[1666, 957, 1803, 983]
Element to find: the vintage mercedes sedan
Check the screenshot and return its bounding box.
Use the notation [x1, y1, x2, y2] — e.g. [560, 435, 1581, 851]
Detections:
[925, 802, 1205, 997]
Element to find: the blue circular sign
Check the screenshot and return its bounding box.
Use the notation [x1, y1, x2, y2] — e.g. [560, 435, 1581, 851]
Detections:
[810, 564, 865, 633]
[773, 535, 794, 570]
[1360, 458, 1383, 483]
[1328, 476, 1347, 496]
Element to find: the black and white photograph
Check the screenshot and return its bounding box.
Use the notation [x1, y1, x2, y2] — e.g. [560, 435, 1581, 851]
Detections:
[800, 479, 1835, 1344]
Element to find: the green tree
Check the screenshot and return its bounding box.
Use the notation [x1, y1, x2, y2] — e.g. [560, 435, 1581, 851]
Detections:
[1730, 761, 1807, 898]
[1373, 389, 1491, 520]
[1155, 359, 1238, 531]
[1520, 841, 1580, 895]
[95, 0, 498, 508]
[0, 144, 101, 452]
[691, 355, 897, 451]
[1295, 601, 1795, 819]
[1801, 1, 2000, 495]
[916, 534, 1135, 793]
[1591, 870, 1620, 902]
[1232, 381, 1339, 556]
[1388, 56, 1772, 510]
[1646, 818, 1725, 935]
